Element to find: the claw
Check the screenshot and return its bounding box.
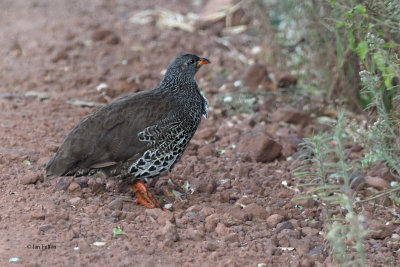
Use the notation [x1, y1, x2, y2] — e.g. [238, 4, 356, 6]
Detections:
[132, 181, 162, 209]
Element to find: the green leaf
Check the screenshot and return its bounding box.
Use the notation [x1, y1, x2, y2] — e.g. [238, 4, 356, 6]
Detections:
[357, 41, 368, 60]
[22, 160, 31, 166]
[348, 30, 356, 51]
[113, 226, 126, 238]
[373, 52, 386, 71]
[345, 10, 353, 20]
[383, 43, 394, 49]
[384, 67, 395, 88]
[330, 0, 336, 7]
[377, 29, 384, 37]
[336, 21, 345, 29]
[354, 4, 367, 15]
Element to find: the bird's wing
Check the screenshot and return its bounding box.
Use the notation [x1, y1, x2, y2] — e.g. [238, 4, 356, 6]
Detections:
[45, 90, 172, 178]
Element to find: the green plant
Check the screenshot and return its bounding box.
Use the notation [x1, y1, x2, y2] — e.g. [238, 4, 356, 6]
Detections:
[255, 0, 399, 110]
[358, 70, 400, 179]
[294, 112, 368, 266]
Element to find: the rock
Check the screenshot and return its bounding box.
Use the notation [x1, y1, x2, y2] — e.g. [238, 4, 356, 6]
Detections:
[48, 143, 59, 153]
[290, 239, 310, 256]
[37, 156, 51, 167]
[203, 241, 218, 252]
[216, 191, 230, 203]
[53, 211, 69, 223]
[187, 205, 202, 212]
[271, 107, 310, 127]
[223, 205, 250, 223]
[249, 180, 264, 195]
[267, 214, 284, 228]
[368, 163, 395, 182]
[184, 212, 205, 224]
[90, 182, 106, 195]
[215, 222, 233, 236]
[157, 211, 175, 225]
[238, 165, 251, 178]
[69, 197, 81, 205]
[110, 210, 123, 220]
[238, 131, 282, 163]
[190, 176, 217, 195]
[56, 177, 72, 191]
[0, 93, 15, 100]
[365, 176, 390, 190]
[160, 222, 179, 244]
[367, 219, 394, 239]
[106, 34, 120, 45]
[92, 29, 112, 41]
[125, 212, 138, 221]
[280, 135, 302, 157]
[195, 127, 217, 140]
[186, 228, 205, 241]
[64, 230, 75, 241]
[294, 197, 316, 209]
[200, 207, 215, 217]
[223, 233, 240, 243]
[52, 50, 68, 63]
[276, 221, 294, 232]
[78, 239, 90, 252]
[300, 257, 313, 267]
[31, 212, 46, 220]
[205, 214, 221, 232]
[236, 197, 254, 206]
[276, 72, 297, 88]
[21, 171, 39, 185]
[68, 182, 82, 197]
[91, 28, 120, 44]
[39, 225, 54, 232]
[182, 164, 195, 176]
[108, 198, 123, 210]
[308, 245, 325, 257]
[242, 64, 275, 91]
[71, 226, 80, 238]
[197, 144, 215, 158]
[145, 208, 163, 220]
[243, 203, 268, 221]
[277, 229, 300, 247]
[301, 227, 319, 237]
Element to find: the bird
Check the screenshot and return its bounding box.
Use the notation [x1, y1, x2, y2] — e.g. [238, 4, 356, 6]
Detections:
[45, 53, 210, 209]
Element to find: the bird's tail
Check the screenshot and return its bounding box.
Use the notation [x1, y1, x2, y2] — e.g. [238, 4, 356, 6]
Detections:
[44, 154, 77, 179]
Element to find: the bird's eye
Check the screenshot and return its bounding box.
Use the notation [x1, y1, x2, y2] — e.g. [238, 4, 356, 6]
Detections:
[187, 59, 195, 65]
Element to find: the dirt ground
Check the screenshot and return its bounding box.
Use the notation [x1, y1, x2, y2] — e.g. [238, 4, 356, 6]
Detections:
[0, 0, 399, 266]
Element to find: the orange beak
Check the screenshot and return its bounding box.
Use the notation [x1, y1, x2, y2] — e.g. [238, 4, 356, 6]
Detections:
[198, 58, 210, 66]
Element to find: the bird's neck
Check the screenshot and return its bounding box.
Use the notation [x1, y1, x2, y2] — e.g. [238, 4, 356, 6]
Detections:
[160, 71, 197, 91]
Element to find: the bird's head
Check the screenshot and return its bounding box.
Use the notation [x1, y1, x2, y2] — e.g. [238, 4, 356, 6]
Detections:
[162, 53, 210, 85]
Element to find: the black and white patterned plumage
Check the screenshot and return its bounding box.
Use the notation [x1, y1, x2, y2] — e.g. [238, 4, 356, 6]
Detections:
[45, 54, 209, 183]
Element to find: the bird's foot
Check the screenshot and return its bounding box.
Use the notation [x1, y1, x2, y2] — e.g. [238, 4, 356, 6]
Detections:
[132, 181, 162, 209]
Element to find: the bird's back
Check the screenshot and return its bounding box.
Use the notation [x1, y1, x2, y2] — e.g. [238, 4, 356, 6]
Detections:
[45, 88, 174, 178]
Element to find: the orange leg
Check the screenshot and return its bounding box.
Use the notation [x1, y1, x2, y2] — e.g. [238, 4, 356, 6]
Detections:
[132, 181, 161, 209]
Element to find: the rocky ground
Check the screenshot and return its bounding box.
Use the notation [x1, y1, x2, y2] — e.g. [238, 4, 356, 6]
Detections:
[0, 0, 399, 266]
